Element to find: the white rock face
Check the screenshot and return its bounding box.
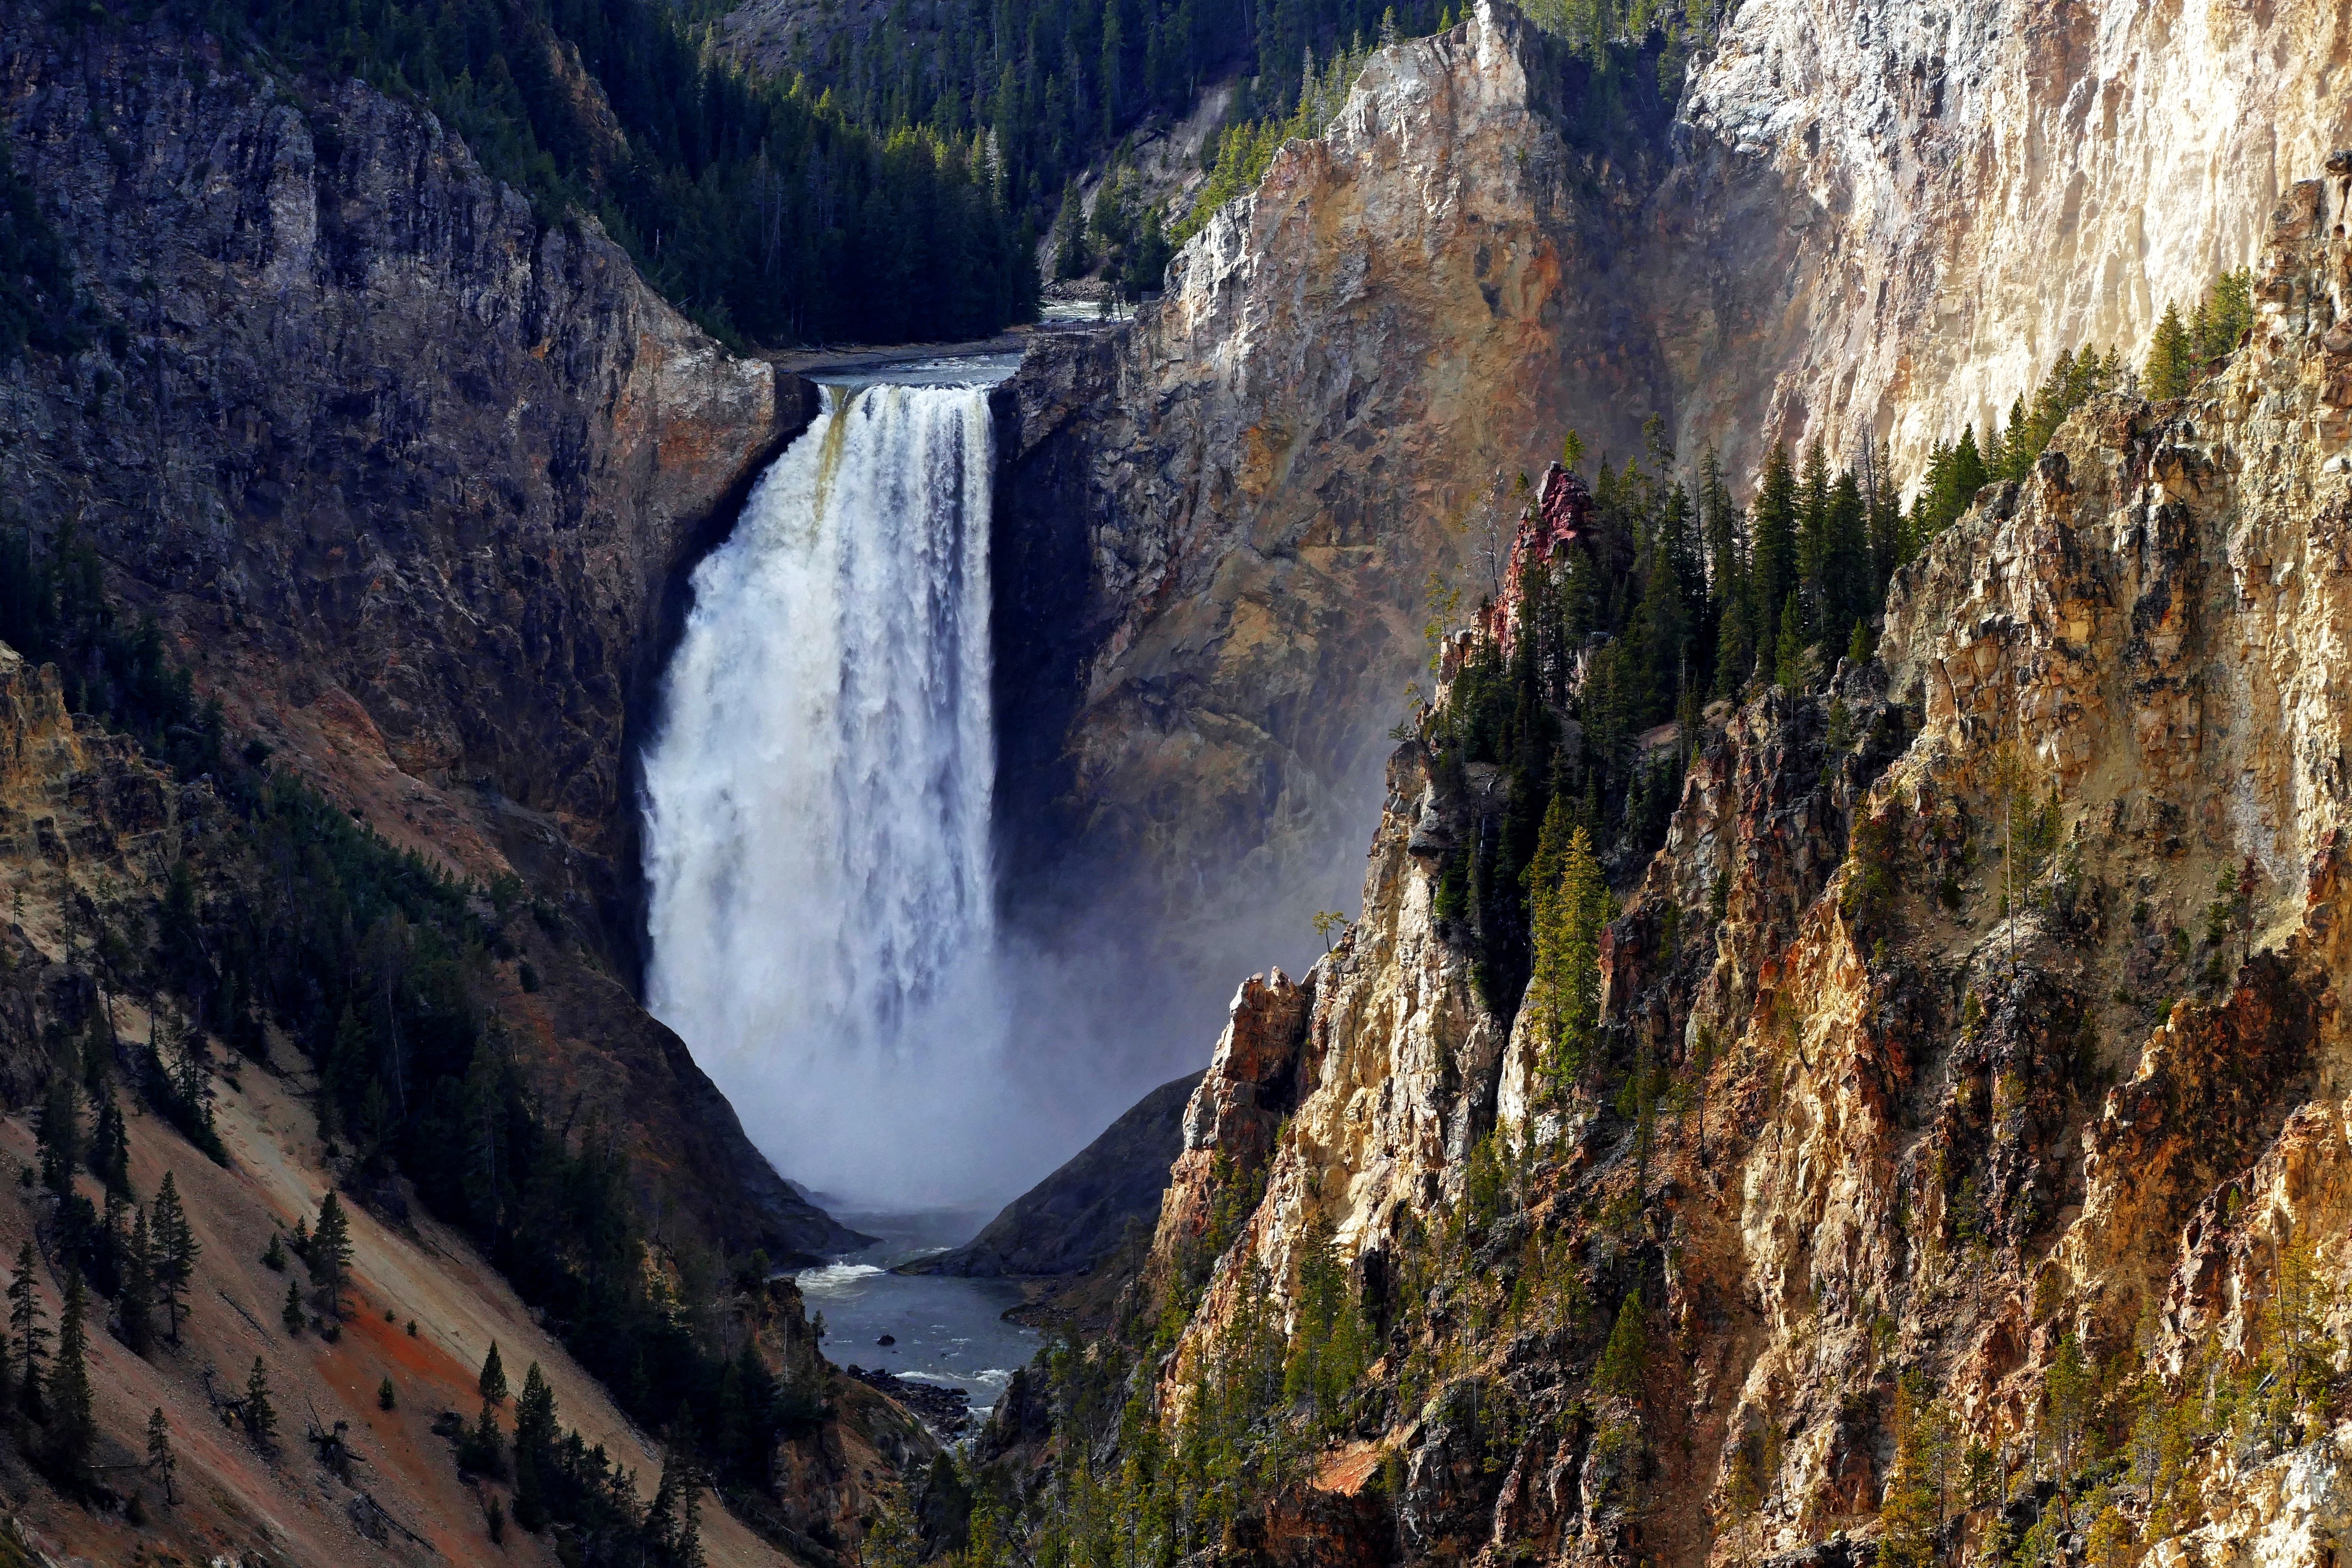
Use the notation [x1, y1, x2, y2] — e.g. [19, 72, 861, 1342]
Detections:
[1675, 0, 2352, 477]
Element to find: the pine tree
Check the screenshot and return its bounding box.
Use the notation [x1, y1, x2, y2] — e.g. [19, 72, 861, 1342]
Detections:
[1909, 424, 1990, 544]
[513, 1361, 556, 1531]
[1774, 591, 1807, 690]
[378, 1376, 397, 1411]
[648, 1447, 705, 1567]
[1821, 468, 1870, 640]
[2197, 268, 2255, 361]
[1748, 443, 1799, 655]
[480, 1340, 509, 1405]
[243, 1357, 277, 1448]
[1879, 1375, 1943, 1568]
[1712, 576, 1755, 700]
[119, 1207, 156, 1356]
[1595, 1290, 1648, 1398]
[1794, 442, 1832, 627]
[2144, 303, 2196, 399]
[463, 1398, 507, 1479]
[1526, 817, 1612, 1102]
[1864, 433, 1905, 587]
[1952, 425, 1988, 507]
[9, 1241, 48, 1409]
[282, 1276, 304, 1336]
[146, 1406, 175, 1504]
[515, 1361, 557, 1447]
[1987, 396, 2024, 481]
[310, 1191, 353, 1321]
[89, 1092, 129, 1197]
[2046, 1331, 2092, 1523]
[151, 1171, 198, 1344]
[36, 1070, 77, 1198]
[1698, 446, 1744, 618]
[46, 1273, 95, 1482]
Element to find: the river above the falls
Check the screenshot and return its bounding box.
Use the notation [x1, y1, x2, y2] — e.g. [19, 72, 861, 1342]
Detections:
[794, 1206, 1043, 1432]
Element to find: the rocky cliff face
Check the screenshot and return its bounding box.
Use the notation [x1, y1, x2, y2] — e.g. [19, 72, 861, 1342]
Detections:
[1668, 0, 2352, 478]
[997, 0, 2352, 1062]
[995, 6, 1673, 1003]
[0, 4, 801, 922]
[1112, 159, 2352, 1564]
[918, 1071, 1202, 1280]
[0, 7, 838, 1261]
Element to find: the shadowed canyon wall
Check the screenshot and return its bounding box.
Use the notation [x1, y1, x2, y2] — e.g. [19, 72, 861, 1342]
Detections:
[0, 5, 828, 1256]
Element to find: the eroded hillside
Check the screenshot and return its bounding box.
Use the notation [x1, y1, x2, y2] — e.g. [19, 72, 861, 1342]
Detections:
[963, 156, 2352, 1567]
[0, 641, 939, 1564]
[995, 0, 2352, 1053]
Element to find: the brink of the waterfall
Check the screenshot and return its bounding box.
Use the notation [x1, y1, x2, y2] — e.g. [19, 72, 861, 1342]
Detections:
[641, 374, 1009, 1207]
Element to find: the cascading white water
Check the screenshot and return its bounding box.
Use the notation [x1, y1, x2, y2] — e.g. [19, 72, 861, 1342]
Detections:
[641, 375, 1009, 1205]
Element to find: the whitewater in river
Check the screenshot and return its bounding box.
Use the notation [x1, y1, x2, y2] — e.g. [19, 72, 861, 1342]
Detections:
[641, 358, 1019, 1204]
[794, 1205, 1040, 1431]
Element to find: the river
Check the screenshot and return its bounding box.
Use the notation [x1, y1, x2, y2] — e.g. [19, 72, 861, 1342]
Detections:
[795, 1206, 1043, 1430]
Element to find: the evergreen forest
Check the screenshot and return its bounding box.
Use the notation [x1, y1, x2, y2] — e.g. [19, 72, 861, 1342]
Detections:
[156, 0, 1036, 345]
[140, 0, 1720, 345]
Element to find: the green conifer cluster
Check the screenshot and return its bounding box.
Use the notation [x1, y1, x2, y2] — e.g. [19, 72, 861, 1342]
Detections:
[0, 526, 835, 1511]
[2143, 267, 2256, 399]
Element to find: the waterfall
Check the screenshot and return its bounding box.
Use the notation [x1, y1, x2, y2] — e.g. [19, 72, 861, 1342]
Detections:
[641, 376, 1006, 1206]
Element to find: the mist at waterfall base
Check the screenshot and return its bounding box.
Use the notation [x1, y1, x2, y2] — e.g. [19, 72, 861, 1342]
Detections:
[640, 365, 1221, 1212]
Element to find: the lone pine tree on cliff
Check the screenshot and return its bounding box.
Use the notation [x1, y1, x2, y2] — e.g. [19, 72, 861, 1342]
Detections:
[9, 1241, 47, 1410]
[151, 1171, 198, 1344]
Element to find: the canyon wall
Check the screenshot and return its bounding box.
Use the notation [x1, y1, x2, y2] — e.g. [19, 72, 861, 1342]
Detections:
[996, 7, 1673, 1029]
[0, 4, 806, 923]
[1667, 0, 2352, 478]
[1126, 157, 2352, 1563]
[999, 0, 2352, 1075]
[0, 7, 838, 1258]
